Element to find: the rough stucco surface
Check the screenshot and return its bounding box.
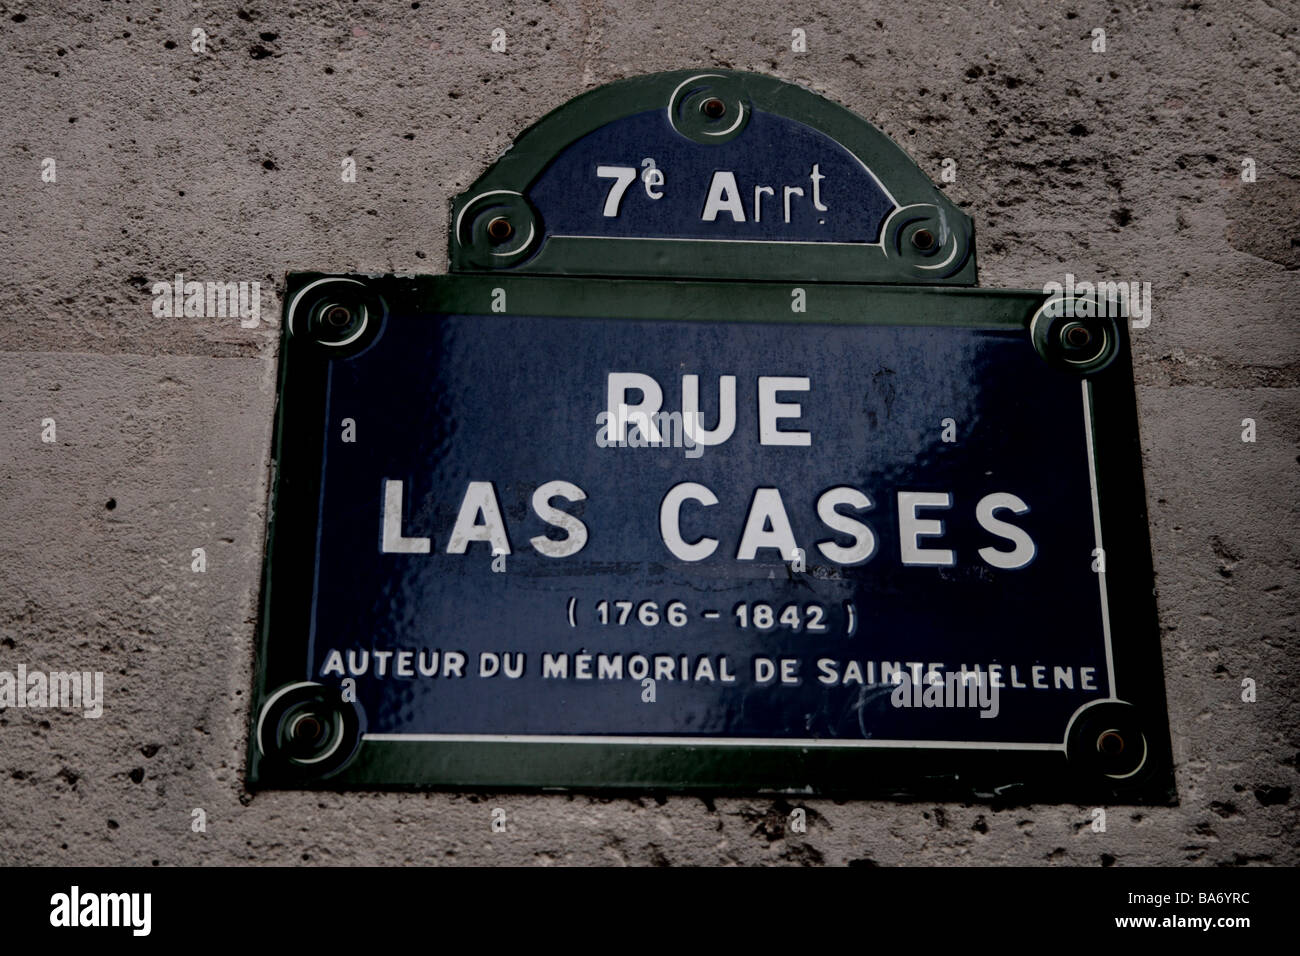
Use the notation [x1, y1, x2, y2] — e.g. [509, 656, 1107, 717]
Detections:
[0, 0, 1296, 866]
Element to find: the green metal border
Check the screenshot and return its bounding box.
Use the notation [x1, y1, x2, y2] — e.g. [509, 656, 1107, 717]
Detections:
[416, 275, 1023, 325]
[449, 70, 977, 285]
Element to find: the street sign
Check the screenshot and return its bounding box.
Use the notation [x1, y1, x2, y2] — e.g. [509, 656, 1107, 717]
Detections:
[249, 71, 1173, 802]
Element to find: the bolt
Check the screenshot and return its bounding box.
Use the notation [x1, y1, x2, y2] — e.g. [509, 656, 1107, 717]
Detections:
[1065, 324, 1093, 349]
[1097, 730, 1125, 756]
[701, 97, 727, 119]
[290, 713, 324, 746]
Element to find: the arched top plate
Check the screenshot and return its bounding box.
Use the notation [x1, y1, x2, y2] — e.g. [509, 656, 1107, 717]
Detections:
[449, 70, 976, 285]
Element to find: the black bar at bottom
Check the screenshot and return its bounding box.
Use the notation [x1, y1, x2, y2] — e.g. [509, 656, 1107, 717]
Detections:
[0, 865, 1279, 942]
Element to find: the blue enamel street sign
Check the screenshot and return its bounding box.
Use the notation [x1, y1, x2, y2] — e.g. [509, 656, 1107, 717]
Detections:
[250, 71, 1173, 802]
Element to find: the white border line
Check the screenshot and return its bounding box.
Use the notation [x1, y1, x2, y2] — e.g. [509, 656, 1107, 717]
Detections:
[344, 368, 1114, 756]
[550, 234, 884, 249]
[1082, 379, 1118, 699]
[363, 732, 1063, 751]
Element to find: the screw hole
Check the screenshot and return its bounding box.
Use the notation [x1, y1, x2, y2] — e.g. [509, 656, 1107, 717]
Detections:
[911, 228, 936, 251]
[1097, 730, 1125, 756]
[486, 217, 513, 242]
[1065, 324, 1093, 348]
[290, 713, 324, 745]
[323, 305, 352, 328]
[700, 97, 727, 119]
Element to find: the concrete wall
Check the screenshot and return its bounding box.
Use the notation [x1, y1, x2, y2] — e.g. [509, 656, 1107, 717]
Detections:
[1, 0, 1295, 866]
